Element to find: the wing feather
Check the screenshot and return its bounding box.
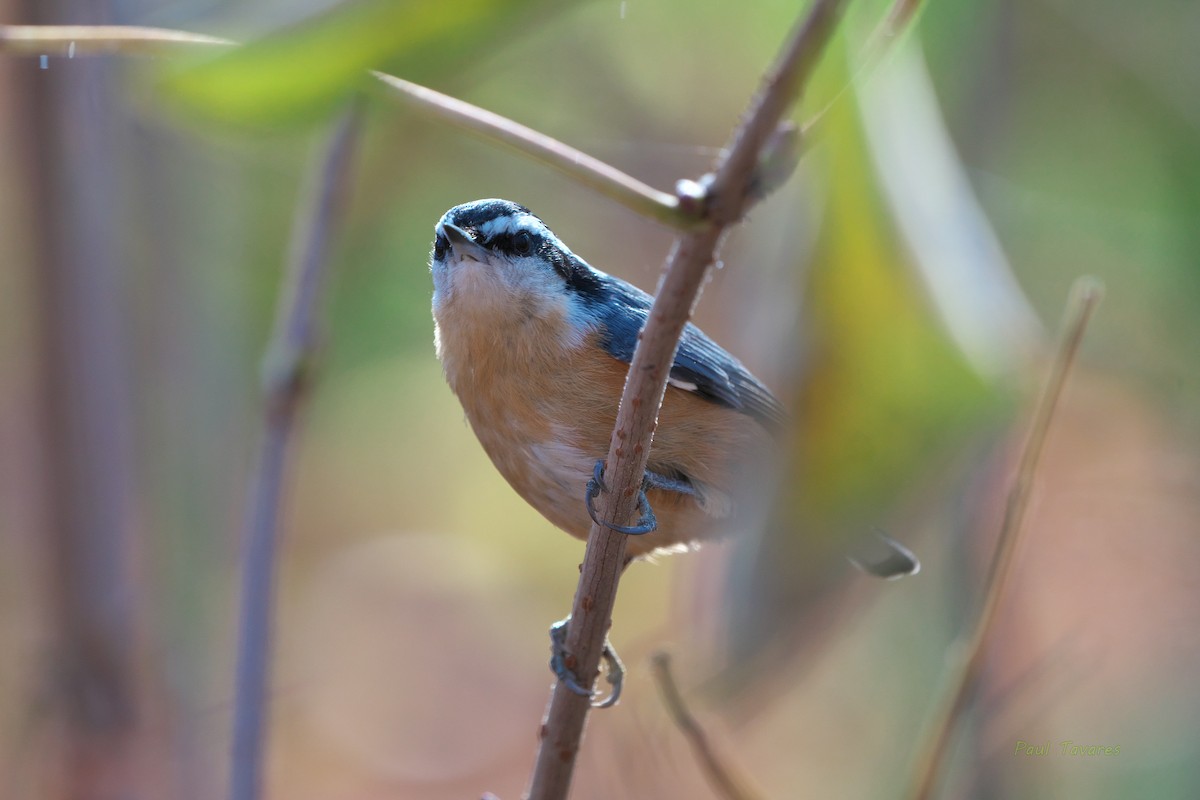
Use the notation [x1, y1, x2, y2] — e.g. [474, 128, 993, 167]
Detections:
[588, 271, 787, 432]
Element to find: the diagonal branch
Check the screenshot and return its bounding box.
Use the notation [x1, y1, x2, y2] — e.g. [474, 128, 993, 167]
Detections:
[370, 72, 689, 228]
[526, 2, 850, 798]
[903, 277, 1103, 800]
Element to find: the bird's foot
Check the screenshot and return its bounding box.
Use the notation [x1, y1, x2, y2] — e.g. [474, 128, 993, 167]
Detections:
[549, 617, 625, 709]
[585, 459, 657, 535]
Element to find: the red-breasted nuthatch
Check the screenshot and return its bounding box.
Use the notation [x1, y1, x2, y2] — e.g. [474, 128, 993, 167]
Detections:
[430, 199, 785, 560]
[429, 199, 917, 705]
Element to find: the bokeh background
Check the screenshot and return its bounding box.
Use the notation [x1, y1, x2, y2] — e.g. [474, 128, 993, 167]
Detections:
[1, 0, 1198, 798]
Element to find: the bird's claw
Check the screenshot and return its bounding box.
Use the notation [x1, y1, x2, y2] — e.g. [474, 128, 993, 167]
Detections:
[585, 459, 658, 535]
[549, 618, 625, 709]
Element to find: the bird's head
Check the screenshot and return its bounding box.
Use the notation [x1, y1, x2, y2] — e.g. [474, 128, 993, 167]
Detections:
[430, 199, 605, 340]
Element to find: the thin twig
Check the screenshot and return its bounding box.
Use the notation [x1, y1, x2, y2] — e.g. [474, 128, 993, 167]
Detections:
[904, 277, 1104, 800]
[526, 2, 849, 798]
[228, 107, 362, 800]
[651, 652, 764, 800]
[371, 73, 690, 229]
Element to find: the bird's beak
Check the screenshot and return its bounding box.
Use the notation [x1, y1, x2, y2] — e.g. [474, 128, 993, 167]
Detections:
[442, 223, 492, 263]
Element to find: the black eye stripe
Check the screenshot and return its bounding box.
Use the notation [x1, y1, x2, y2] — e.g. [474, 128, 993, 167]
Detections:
[487, 230, 540, 256]
[482, 231, 591, 289]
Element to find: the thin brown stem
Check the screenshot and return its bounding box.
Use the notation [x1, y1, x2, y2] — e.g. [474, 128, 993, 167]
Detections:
[651, 652, 764, 800]
[371, 73, 689, 229]
[227, 107, 362, 800]
[526, 2, 849, 798]
[904, 277, 1104, 800]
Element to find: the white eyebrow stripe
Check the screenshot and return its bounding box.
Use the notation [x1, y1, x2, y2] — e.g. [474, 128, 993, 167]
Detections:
[478, 213, 544, 238]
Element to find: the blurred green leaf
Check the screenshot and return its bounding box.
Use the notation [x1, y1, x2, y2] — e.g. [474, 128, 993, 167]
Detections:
[161, 0, 566, 127]
[792, 98, 998, 530]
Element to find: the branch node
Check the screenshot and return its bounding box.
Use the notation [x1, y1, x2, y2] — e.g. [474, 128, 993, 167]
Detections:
[675, 174, 714, 218]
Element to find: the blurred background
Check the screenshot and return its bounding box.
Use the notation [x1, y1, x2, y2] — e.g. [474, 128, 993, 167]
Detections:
[1, 0, 1198, 798]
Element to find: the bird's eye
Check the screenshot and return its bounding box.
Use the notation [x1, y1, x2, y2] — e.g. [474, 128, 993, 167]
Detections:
[512, 230, 534, 256]
[433, 234, 448, 261]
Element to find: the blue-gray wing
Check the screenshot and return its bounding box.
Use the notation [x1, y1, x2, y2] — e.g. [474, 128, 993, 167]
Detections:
[589, 272, 787, 433]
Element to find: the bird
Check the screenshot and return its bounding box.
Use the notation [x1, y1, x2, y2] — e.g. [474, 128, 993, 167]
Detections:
[430, 198, 785, 561]
[428, 198, 918, 705]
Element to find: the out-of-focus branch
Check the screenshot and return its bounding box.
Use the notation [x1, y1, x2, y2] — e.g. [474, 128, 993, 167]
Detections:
[18, 5, 145, 794]
[227, 107, 362, 800]
[525, 2, 850, 798]
[0, 24, 234, 55]
[652, 652, 764, 800]
[904, 277, 1104, 800]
